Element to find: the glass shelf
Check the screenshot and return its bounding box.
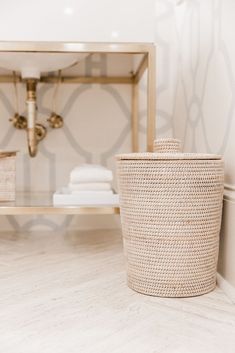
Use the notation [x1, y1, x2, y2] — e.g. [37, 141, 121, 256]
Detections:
[0, 193, 120, 215]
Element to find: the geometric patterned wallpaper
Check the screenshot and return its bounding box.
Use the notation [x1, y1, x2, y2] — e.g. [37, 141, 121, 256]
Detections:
[156, 0, 235, 286]
[156, 0, 235, 189]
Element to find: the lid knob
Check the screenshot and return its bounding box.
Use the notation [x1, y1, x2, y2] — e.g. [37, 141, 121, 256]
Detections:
[154, 138, 182, 153]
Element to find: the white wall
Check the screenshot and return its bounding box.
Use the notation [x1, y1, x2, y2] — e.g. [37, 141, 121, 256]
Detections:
[0, 0, 155, 42]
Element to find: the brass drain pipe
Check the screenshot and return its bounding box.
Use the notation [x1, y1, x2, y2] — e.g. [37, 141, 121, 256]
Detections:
[26, 79, 37, 157]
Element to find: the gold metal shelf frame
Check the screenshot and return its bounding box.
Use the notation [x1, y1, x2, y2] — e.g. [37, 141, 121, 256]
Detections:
[0, 41, 156, 215]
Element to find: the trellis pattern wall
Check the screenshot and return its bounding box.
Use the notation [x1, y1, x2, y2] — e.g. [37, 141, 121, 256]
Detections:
[155, 0, 235, 287]
[156, 0, 235, 183]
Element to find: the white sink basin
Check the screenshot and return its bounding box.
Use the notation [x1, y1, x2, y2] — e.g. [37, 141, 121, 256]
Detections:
[0, 52, 88, 79]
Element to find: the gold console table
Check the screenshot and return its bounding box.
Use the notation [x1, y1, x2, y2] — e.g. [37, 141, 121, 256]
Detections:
[0, 42, 156, 215]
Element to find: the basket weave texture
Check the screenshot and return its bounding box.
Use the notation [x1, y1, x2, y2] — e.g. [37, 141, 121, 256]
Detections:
[0, 152, 17, 202]
[116, 139, 224, 297]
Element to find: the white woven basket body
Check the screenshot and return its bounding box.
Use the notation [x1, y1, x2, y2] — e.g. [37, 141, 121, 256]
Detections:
[117, 140, 224, 297]
[0, 154, 16, 202]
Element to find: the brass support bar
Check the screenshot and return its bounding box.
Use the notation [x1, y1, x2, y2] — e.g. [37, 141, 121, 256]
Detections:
[0, 75, 21, 83]
[43, 76, 133, 84]
[0, 75, 133, 84]
[131, 81, 139, 152]
[133, 54, 148, 84]
[146, 47, 156, 152]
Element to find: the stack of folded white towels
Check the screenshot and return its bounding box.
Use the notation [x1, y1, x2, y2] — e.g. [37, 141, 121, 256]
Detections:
[68, 164, 113, 196]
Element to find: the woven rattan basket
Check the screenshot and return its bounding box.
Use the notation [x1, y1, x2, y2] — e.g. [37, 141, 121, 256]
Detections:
[0, 151, 17, 202]
[116, 138, 224, 297]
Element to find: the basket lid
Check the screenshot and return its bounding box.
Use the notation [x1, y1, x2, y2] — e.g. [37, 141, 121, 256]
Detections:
[116, 138, 221, 160]
[0, 151, 18, 158]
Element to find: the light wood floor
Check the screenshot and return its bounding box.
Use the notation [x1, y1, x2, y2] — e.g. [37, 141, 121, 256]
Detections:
[0, 229, 234, 353]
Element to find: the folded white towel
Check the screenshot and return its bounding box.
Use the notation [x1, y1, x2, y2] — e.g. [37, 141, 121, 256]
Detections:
[68, 182, 111, 192]
[71, 190, 113, 196]
[70, 164, 113, 184]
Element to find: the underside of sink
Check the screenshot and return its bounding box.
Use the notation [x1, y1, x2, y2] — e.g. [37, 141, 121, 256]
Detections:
[0, 52, 88, 79]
